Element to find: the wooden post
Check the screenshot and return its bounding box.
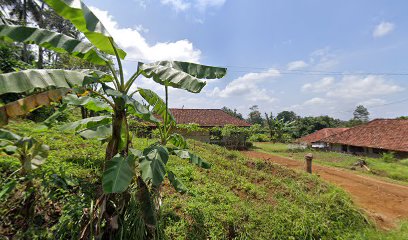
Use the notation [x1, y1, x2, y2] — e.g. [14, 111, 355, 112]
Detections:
[305, 153, 313, 173]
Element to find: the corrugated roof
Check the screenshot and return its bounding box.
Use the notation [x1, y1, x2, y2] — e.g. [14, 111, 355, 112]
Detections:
[322, 119, 408, 152]
[297, 128, 349, 144]
[169, 108, 251, 127]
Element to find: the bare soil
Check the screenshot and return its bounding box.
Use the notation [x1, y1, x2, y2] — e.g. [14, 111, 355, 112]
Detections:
[242, 151, 408, 230]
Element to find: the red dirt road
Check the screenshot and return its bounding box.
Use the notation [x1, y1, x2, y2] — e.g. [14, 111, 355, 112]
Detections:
[242, 151, 408, 229]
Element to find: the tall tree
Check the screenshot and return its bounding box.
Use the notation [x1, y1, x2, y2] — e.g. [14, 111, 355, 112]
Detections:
[291, 115, 344, 138]
[353, 105, 370, 122]
[222, 106, 243, 120]
[247, 105, 263, 125]
[0, 0, 43, 63]
[276, 110, 298, 123]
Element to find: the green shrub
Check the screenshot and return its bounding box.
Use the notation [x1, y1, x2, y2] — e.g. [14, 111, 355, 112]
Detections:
[245, 141, 253, 149]
[249, 133, 270, 142]
[26, 105, 69, 123]
[381, 152, 396, 163]
[400, 159, 408, 166]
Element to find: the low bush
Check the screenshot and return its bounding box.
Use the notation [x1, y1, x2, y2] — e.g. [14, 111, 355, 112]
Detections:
[249, 133, 270, 142]
[381, 152, 396, 163]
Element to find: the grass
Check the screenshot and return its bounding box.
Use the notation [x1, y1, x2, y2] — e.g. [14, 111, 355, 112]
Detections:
[0, 120, 406, 239]
[253, 142, 408, 184]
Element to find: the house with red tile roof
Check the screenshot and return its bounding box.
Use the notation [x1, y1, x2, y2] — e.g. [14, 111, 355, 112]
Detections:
[296, 128, 349, 148]
[169, 108, 251, 127]
[157, 109, 251, 148]
[321, 119, 408, 158]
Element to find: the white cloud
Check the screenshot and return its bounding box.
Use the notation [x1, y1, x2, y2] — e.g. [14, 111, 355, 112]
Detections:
[196, 0, 226, 11]
[303, 97, 326, 106]
[287, 60, 308, 70]
[210, 68, 279, 103]
[358, 98, 386, 107]
[302, 77, 335, 92]
[133, 0, 150, 8]
[373, 21, 395, 38]
[135, 24, 149, 33]
[160, 0, 191, 11]
[302, 75, 403, 100]
[326, 75, 404, 99]
[160, 0, 226, 12]
[294, 75, 405, 118]
[309, 47, 339, 70]
[90, 7, 201, 62]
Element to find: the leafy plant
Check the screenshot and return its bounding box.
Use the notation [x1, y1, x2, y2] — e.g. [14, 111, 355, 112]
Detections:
[0, 128, 49, 219]
[0, 1, 226, 237]
[0, 128, 48, 175]
[381, 152, 396, 163]
[249, 133, 270, 142]
[265, 112, 293, 143]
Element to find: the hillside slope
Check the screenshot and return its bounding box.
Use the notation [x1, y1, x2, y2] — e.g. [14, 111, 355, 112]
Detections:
[0, 121, 377, 239]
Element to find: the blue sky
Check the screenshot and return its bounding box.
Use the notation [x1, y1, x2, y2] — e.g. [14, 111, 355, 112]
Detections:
[84, 0, 408, 120]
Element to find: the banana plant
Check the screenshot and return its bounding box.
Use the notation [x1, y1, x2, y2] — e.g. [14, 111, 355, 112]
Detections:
[0, 0, 226, 237]
[0, 128, 49, 174]
[0, 128, 49, 218]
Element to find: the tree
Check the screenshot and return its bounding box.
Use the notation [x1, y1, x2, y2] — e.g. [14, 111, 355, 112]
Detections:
[291, 115, 344, 138]
[222, 106, 243, 120]
[0, 0, 43, 63]
[0, 0, 227, 238]
[247, 105, 263, 125]
[353, 105, 369, 122]
[276, 110, 298, 123]
[265, 112, 293, 142]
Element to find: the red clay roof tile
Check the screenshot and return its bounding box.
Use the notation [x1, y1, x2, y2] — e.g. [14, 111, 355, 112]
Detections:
[322, 119, 408, 152]
[297, 128, 349, 144]
[169, 108, 251, 127]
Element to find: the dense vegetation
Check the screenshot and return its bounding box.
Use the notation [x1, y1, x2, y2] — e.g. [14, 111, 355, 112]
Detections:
[0, 120, 382, 239]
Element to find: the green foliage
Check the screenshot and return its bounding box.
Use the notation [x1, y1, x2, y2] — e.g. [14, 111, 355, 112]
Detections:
[140, 144, 169, 186]
[211, 125, 250, 150]
[0, 25, 107, 65]
[0, 40, 33, 73]
[221, 106, 244, 120]
[276, 110, 299, 123]
[247, 105, 263, 125]
[0, 128, 49, 173]
[0, 69, 92, 96]
[248, 123, 265, 135]
[265, 112, 293, 142]
[138, 61, 226, 93]
[43, 0, 126, 58]
[291, 115, 344, 138]
[4, 122, 408, 239]
[0, 121, 102, 238]
[167, 171, 188, 193]
[102, 154, 137, 193]
[161, 140, 371, 239]
[138, 87, 175, 123]
[381, 152, 396, 163]
[249, 133, 270, 142]
[26, 104, 69, 123]
[353, 105, 370, 122]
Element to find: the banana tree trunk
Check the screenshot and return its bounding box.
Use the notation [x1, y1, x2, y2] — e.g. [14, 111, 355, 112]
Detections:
[105, 109, 128, 161]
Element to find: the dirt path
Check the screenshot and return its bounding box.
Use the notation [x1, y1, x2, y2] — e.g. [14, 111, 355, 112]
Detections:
[242, 151, 408, 230]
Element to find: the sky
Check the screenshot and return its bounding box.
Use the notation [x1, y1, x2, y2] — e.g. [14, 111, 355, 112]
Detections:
[83, 0, 408, 120]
